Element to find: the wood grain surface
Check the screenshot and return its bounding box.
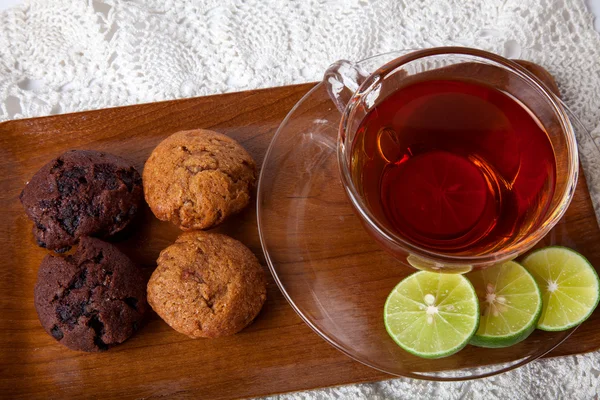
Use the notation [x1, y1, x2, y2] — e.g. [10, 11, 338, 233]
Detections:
[0, 69, 599, 398]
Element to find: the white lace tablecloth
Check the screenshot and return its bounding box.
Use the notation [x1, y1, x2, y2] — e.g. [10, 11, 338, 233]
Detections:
[2, 1, 600, 399]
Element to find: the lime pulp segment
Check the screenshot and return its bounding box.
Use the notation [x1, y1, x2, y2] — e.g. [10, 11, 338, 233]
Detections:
[467, 261, 542, 348]
[522, 247, 600, 331]
[384, 271, 479, 359]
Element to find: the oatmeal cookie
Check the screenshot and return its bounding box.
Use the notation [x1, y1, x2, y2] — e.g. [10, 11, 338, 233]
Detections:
[143, 130, 257, 230]
[147, 231, 267, 338]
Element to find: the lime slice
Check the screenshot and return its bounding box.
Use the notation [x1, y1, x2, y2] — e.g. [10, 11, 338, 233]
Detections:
[467, 261, 542, 348]
[384, 271, 479, 358]
[522, 247, 600, 331]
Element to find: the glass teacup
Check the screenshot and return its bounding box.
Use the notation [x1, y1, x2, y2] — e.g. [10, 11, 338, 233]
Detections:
[325, 47, 578, 272]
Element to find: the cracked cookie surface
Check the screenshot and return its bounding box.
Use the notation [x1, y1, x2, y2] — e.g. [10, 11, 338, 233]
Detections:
[20, 150, 143, 252]
[143, 129, 257, 230]
[147, 231, 267, 338]
[34, 237, 148, 352]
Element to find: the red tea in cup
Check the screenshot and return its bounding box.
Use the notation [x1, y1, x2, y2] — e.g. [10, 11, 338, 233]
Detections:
[351, 79, 556, 254]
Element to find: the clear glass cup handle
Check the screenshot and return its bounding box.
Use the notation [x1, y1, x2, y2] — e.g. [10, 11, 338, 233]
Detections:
[323, 60, 370, 113]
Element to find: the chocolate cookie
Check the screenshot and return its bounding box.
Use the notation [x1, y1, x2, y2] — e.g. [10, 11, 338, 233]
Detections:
[143, 129, 257, 230]
[20, 150, 143, 251]
[147, 231, 267, 338]
[34, 237, 148, 352]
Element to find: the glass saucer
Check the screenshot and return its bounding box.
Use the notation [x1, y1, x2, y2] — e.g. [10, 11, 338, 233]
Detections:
[256, 51, 598, 381]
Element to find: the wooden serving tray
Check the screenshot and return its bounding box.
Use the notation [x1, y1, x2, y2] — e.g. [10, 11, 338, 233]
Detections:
[1, 82, 599, 399]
